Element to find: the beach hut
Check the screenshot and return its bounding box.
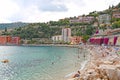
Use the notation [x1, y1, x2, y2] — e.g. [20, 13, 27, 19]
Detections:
[100, 38, 104, 45]
[103, 37, 109, 45]
[89, 38, 95, 44]
[113, 36, 118, 45]
[89, 37, 103, 45]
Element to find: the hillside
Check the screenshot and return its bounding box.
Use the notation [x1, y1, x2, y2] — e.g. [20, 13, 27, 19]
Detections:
[0, 22, 29, 30]
[1, 2, 120, 44]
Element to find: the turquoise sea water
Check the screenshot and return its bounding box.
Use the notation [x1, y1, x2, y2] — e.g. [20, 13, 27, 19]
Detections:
[0, 46, 86, 80]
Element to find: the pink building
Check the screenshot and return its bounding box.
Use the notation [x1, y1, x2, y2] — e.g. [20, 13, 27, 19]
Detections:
[79, 16, 94, 23]
[113, 12, 120, 18]
[69, 18, 80, 23]
[0, 36, 9, 45]
[10, 37, 20, 45]
[89, 28, 120, 45]
[0, 36, 20, 45]
[69, 16, 94, 24]
[62, 28, 71, 42]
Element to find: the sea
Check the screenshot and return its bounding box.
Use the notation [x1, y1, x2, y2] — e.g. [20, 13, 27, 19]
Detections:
[0, 46, 87, 80]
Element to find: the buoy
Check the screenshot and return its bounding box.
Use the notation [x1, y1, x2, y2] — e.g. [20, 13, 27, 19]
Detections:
[1, 59, 9, 63]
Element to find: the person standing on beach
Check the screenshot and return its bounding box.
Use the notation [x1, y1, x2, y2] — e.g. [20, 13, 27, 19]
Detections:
[73, 71, 80, 78]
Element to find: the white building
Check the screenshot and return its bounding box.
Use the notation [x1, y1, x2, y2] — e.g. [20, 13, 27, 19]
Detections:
[52, 35, 62, 42]
[98, 14, 111, 25]
[62, 28, 71, 42]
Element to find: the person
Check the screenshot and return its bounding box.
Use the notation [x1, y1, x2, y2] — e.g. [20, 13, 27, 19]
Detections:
[52, 62, 54, 64]
[78, 55, 80, 58]
[73, 71, 80, 78]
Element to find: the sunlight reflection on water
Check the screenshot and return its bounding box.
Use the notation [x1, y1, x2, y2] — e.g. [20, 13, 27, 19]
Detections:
[0, 46, 84, 80]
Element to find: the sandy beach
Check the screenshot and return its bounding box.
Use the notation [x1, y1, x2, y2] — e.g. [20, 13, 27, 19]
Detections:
[67, 45, 120, 80]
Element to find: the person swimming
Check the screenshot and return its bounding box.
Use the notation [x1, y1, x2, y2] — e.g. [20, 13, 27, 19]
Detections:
[52, 62, 54, 64]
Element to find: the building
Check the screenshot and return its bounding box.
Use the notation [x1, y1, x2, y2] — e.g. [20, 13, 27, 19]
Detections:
[112, 12, 120, 18]
[11, 37, 20, 45]
[93, 22, 99, 27]
[0, 36, 12, 45]
[90, 28, 120, 46]
[78, 16, 95, 23]
[62, 28, 71, 42]
[98, 14, 111, 25]
[0, 36, 8, 44]
[69, 16, 94, 24]
[69, 18, 80, 23]
[0, 36, 20, 45]
[70, 36, 83, 44]
[52, 35, 62, 42]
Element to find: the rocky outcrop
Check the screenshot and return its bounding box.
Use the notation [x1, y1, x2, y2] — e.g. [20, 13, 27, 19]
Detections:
[77, 46, 120, 80]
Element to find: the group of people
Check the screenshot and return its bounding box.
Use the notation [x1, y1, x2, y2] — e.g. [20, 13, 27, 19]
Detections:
[72, 71, 80, 78]
[71, 44, 120, 79]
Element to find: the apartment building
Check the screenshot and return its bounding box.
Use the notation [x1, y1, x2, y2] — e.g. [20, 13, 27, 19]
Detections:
[52, 35, 62, 42]
[69, 16, 94, 24]
[62, 28, 71, 42]
[98, 14, 111, 24]
[112, 12, 120, 18]
[0, 36, 20, 45]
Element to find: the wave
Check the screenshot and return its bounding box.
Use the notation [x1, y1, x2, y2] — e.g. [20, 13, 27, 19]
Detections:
[80, 60, 88, 70]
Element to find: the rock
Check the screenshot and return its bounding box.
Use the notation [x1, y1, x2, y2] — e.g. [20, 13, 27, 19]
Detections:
[1, 59, 9, 63]
[106, 68, 118, 80]
[96, 78, 101, 80]
[117, 70, 120, 80]
[73, 46, 120, 80]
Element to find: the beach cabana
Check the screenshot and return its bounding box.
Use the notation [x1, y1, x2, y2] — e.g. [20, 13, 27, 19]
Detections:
[113, 36, 118, 45]
[103, 37, 109, 45]
[89, 37, 104, 45]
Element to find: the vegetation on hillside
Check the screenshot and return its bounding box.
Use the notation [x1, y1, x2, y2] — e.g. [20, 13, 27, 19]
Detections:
[112, 21, 120, 29]
[0, 22, 28, 30]
[1, 2, 120, 44]
[9, 23, 61, 39]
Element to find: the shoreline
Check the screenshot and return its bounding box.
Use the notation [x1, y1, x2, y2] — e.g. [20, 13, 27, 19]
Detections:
[67, 45, 120, 80]
[65, 44, 90, 80]
[21, 44, 80, 47]
[0, 44, 80, 48]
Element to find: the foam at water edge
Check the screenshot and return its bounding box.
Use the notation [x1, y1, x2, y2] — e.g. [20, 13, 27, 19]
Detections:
[64, 71, 76, 78]
[80, 60, 88, 70]
[64, 60, 88, 78]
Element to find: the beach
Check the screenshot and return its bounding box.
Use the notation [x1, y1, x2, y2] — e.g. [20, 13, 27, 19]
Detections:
[67, 45, 120, 80]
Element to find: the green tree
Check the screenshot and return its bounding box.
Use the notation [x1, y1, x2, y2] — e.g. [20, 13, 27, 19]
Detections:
[112, 21, 120, 29]
[117, 2, 120, 8]
[76, 31, 83, 36]
[82, 35, 90, 42]
[85, 25, 95, 35]
[5, 27, 7, 32]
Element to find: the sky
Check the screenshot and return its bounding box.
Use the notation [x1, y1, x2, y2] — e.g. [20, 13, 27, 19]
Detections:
[0, 0, 119, 23]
